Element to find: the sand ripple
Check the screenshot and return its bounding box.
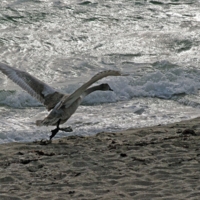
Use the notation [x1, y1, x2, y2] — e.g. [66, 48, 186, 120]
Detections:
[1, 118, 200, 199]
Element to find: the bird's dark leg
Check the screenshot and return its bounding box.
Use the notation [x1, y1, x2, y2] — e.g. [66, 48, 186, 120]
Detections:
[50, 119, 61, 141]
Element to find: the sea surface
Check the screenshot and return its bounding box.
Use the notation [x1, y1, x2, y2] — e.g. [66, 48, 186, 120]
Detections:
[0, 0, 200, 143]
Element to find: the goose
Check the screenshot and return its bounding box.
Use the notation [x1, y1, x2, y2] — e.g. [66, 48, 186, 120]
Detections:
[0, 62, 126, 141]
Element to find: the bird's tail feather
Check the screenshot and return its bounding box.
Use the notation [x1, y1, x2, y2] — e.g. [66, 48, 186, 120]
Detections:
[36, 116, 59, 126]
[36, 120, 44, 126]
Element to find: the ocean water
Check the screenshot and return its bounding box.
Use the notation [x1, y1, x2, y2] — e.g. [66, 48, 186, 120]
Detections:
[0, 0, 200, 143]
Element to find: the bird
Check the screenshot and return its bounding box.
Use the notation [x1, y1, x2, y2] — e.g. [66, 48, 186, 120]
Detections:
[0, 62, 126, 141]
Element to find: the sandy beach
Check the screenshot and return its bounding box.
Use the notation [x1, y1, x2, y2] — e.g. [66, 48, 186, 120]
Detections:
[1, 118, 200, 200]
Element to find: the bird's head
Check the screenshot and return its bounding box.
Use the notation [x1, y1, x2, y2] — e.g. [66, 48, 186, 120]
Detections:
[99, 83, 113, 91]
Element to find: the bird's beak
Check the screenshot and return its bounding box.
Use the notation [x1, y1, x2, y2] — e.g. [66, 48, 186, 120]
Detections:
[109, 88, 113, 91]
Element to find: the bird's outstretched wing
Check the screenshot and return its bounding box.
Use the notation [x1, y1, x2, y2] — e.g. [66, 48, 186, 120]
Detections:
[0, 62, 61, 110]
[54, 70, 127, 111]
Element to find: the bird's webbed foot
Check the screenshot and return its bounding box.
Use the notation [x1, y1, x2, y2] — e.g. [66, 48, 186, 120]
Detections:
[49, 120, 73, 141]
[60, 126, 73, 132]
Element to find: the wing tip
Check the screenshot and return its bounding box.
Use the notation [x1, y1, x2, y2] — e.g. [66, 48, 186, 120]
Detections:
[107, 70, 129, 76]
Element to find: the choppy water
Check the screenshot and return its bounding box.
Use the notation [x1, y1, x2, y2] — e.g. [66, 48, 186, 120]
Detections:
[0, 0, 200, 143]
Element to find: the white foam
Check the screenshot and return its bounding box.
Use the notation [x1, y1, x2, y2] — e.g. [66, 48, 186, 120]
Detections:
[1, 65, 200, 108]
[0, 90, 42, 108]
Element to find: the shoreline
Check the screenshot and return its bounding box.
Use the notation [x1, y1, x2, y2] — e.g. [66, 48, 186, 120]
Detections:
[1, 117, 200, 199]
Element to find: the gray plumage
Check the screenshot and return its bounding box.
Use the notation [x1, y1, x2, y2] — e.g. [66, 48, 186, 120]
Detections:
[0, 63, 126, 133]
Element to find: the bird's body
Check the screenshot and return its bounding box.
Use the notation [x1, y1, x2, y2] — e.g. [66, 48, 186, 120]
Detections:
[0, 62, 125, 140]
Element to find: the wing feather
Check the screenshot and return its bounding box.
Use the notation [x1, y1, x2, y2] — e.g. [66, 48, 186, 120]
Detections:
[0, 62, 57, 107]
[54, 70, 124, 111]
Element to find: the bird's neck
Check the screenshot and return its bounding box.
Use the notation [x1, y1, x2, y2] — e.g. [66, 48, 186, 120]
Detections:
[84, 85, 102, 96]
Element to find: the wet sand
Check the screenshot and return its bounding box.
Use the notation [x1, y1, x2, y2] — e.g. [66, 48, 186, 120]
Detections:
[1, 118, 200, 200]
